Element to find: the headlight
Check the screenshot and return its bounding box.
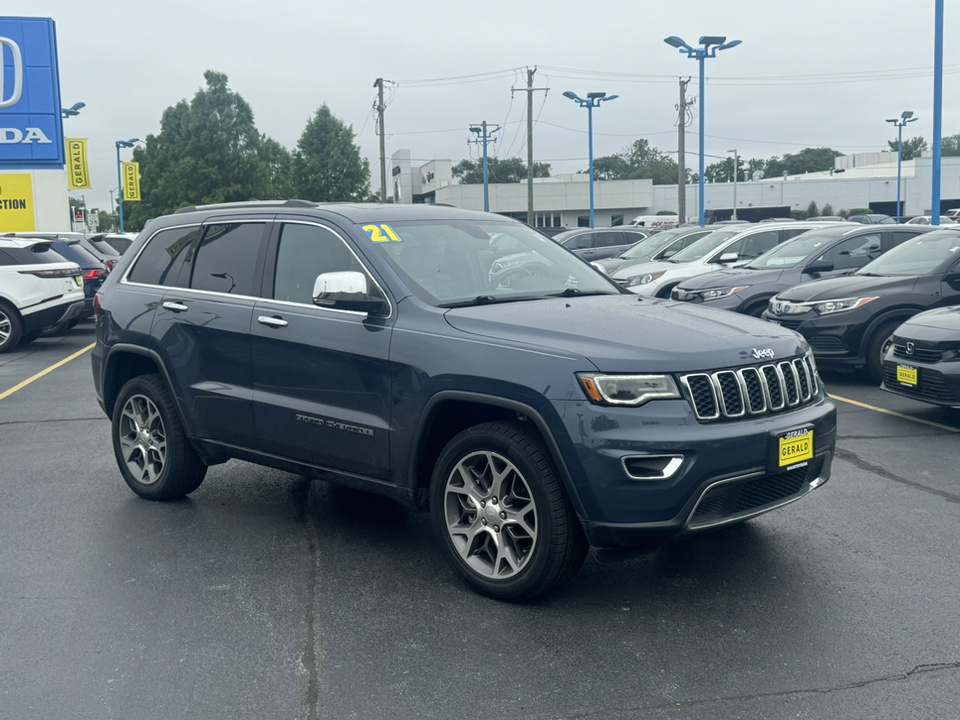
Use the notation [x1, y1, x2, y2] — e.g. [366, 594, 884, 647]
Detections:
[813, 296, 878, 315]
[696, 286, 748, 301]
[578, 373, 680, 406]
[625, 271, 666, 287]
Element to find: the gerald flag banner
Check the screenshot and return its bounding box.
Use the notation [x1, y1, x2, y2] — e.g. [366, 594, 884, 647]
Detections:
[122, 161, 141, 201]
[65, 138, 91, 189]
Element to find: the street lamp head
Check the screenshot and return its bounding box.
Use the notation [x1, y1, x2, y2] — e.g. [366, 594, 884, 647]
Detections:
[562, 90, 580, 101]
[886, 118, 898, 124]
[61, 101, 85, 118]
[603, 94, 620, 102]
[901, 110, 914, 119]
[663, 36, 691, 50]
[699, 35, 727, 47]
[116, 137, 140, 148]
[717, 39, 742, 51]
[586, 92, 607, 100]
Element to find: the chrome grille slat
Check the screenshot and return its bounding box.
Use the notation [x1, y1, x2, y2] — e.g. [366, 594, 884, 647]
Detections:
[681, 356, 818, 422]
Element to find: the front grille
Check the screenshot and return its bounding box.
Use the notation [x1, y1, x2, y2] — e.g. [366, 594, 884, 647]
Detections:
[690, 465, 812, 525]
[892, 342, 943, 363]
[680, 356, 818, 422]
[809, 336, 847, 352]
[882, 364, 958, 402]
[775, 318, 804, 330]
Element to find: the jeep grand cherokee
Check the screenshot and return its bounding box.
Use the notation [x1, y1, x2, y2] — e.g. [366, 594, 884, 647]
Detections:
[92, 201, 836, 601]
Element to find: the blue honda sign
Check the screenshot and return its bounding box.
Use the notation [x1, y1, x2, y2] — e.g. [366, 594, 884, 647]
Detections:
[0, 17, 64, 168]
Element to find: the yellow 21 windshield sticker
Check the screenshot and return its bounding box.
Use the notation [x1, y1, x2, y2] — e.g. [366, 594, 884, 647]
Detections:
[362, 224, 403, 242]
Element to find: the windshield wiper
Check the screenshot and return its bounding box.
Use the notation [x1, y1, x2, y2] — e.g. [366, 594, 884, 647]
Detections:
[438, 295, 543, 308]
[547, 288, 613, 298]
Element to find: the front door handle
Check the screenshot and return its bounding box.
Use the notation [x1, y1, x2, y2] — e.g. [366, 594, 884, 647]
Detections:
[162, 301, 188, 312]
[258, 315, 288, 328]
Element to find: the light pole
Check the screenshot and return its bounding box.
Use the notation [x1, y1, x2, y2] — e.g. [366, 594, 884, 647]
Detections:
[563, 91, 618, 228]
[115, 138, 139, 233]
[728, 148, 739, 219]
[469, 122, 501, 212]
[664, 35, 741, 227]
[61, 102, 85, 118]
[886, 111, 917, 222]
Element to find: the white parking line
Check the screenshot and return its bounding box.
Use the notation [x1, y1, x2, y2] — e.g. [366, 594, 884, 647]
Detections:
[829, 393, 960, 433]
[0, 343, 96, 401]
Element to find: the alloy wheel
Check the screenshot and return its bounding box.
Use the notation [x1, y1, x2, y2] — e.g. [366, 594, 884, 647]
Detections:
[117, 393, 167, 485]
[442, 450, 538, 579]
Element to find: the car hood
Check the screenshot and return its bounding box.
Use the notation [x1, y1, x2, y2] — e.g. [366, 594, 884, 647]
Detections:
[895, 306, 960, 337]
[775, 274, 918, 302]
[677, 267, 784, 290]
[443, 295, 807, 373]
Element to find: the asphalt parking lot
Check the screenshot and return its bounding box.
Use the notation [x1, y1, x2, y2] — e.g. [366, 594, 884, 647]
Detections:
[2, 322, 959, 720]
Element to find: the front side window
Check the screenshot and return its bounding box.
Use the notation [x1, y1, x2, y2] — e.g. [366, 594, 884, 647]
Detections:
[273, 223, 367, 304]
[189, 223, 265, 296]
[127, 226, 200, 286]
[817, 234, 881, 270]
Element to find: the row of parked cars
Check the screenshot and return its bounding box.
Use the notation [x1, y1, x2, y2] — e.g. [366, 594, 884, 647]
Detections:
[0, 231, 134, 353]
[561, 220, 960, 409]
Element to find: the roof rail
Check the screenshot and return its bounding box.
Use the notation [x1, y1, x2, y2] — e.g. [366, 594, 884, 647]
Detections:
[174, 199, 318, 214]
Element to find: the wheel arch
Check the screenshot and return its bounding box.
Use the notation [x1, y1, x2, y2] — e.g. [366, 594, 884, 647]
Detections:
[102, 344, 180, 423]
[856, 307, 924, 359]
[408, 391, 586, 521]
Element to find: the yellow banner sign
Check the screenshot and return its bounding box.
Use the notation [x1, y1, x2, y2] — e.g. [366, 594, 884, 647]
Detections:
[65, 138, 91, 189]
[0, 174, 36, 231]
[122, 161, 141, 201]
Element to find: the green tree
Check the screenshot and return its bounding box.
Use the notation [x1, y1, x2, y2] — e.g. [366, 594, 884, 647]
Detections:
[291, 105, 370, 201]
[806, 200, 820, 217]
[591, 139, 678, 185]
[452, 157, 551, 184]
[125, 70, 290, 229]
[763, 148, 842, 178]
[888, 135, 928, 161]
[821, 203, 835, 216]
[942, 133, 960, 157]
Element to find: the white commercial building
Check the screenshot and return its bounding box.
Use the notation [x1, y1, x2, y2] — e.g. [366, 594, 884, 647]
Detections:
[390, 149, 960, 226]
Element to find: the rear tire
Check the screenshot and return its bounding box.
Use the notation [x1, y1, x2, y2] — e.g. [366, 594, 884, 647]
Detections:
[0, 301, 23, 354]
[865, 319, 903, 385]
[112, 374, 207, 500]
[430, 420, 587, 602]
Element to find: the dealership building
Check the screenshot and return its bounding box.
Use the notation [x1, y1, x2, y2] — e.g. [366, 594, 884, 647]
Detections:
[390, 148, 960, 227]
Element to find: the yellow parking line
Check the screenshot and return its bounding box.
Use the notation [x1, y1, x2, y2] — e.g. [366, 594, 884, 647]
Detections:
[0, 342, 96, 401]
[829, 393, 960, 433]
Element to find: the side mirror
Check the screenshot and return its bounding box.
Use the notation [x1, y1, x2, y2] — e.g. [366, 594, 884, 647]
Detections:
[313, 271, 386, 314]
[803, 259, 835, 274]
[717, 252, 739, 264]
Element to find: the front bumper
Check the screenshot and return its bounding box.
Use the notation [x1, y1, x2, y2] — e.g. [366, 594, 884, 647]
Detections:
[762, 308, 869, 365]
[552, 392, 837, 549]
[880, 348, 960, 407]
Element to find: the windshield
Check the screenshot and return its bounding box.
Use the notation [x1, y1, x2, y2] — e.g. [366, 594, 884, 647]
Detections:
[855, 230, 960, 276]
[618, 229, 691, 260]
[363, 220, 622, 306]
[665, 229, 744, 263]
[745, 228, 849, 269]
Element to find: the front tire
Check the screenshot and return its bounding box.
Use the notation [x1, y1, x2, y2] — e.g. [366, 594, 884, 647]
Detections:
[865, 319, 902, 385]
[430, 420, 587, 601]
[112, 374, 207, 500]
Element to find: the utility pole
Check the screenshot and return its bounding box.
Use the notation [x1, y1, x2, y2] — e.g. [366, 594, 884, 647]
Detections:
[374, 78, 387, 202]
[676, 77, 693, 222]
[512, 67, 548, 226]
[469, 121, 501, 212]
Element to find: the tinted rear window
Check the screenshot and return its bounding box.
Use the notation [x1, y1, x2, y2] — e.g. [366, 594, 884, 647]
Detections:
[62, 242, 103, 266]
[128, 226, 200, 286]
[0, 244, 70, 265]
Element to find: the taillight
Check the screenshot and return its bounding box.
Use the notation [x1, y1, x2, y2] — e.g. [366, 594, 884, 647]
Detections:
[105, 259, 118, 271]
[18, 268, 77, 278]
[83, 268, 106, 281]
[94, 292, 103, 315]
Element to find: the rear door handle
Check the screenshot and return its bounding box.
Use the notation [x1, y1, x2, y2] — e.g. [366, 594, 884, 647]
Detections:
[258, 315, 288, 328]
[162, 301, 188, 312]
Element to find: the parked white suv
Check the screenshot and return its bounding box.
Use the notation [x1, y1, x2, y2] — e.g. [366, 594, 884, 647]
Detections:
[612, 222, 834, 298]
[0, 237, 85, 353]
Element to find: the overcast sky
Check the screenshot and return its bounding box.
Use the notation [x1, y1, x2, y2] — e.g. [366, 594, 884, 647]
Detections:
[7, 0, 958, 214]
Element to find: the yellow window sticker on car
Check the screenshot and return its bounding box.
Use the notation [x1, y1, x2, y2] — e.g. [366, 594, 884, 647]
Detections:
[362, 224, 403, 242]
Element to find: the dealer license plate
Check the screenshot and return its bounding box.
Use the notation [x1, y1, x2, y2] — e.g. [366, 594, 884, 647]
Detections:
[897, 365, 917, 386]
[778, 429, 813, 468]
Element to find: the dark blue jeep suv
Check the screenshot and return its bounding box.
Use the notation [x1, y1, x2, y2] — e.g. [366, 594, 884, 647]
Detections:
[92, 201, 837, 601]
